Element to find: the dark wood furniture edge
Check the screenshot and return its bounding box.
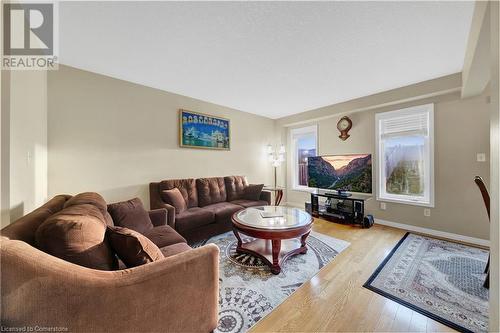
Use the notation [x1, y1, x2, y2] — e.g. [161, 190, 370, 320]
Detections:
[474, 175, 490, 288]
[231, 211, 313, 274]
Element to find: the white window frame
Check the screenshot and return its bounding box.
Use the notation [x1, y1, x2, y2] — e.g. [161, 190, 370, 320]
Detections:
[290, 125, 318, 192]
[375, 104, 435, 207]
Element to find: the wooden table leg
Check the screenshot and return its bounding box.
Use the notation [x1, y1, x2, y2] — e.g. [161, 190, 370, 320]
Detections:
[271, 239, 281, 274]
[484, 254, 490, 289]
[233, 228, 243, 251]
[275, 189, 283, 206]
[300, 231, 310, 254]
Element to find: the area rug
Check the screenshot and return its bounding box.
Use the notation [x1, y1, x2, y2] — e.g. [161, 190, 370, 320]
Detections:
[192, 231, 350, 333]
[363, 232, 489, 333]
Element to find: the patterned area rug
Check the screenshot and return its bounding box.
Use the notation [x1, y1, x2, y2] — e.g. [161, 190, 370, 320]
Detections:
[193, 231, 350, 333]
[364, 233, 489, 333]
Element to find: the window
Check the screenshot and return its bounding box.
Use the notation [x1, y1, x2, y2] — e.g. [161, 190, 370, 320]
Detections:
[376, 104, 434, 207]
[290, 125, 317, 190]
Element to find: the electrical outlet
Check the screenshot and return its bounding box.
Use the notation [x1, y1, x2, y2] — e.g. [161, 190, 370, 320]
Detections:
[477, 153, 486, 162]
[424, 208, 431, 217]
[380, 202, 386, 210]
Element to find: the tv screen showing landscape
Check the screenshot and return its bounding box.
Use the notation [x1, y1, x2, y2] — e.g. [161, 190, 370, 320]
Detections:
[307, 154, 372, 193]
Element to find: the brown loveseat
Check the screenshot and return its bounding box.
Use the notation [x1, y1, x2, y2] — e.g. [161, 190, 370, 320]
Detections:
[150, 176, 271, 242]
[0, 194, 219, 332]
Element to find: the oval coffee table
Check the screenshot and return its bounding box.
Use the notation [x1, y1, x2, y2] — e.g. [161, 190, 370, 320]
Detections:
[231, 206, 313, 274]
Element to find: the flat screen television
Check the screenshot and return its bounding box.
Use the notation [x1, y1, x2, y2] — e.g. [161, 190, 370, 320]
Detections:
[307, 154, 372, 194]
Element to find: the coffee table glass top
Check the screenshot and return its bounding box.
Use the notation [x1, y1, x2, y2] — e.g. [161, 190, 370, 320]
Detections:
[233, 206, 312, 230]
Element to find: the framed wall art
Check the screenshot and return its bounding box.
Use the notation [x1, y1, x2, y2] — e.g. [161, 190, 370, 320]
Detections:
[179, 109, 230, 150]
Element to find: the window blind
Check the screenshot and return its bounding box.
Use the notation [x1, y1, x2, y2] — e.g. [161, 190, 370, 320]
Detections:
[380, 111, 429, 139]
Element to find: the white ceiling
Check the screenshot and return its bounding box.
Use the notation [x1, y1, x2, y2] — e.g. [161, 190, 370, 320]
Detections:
[59, 1, 474, 119]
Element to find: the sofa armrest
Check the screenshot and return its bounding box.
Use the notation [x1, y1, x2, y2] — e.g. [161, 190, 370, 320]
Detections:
[148, 208, 168, 227]
[149, 182, 176, 228]
[160, 203, 176, 228]
[260, 190, 272, 205]
[1, 238, 219, 333]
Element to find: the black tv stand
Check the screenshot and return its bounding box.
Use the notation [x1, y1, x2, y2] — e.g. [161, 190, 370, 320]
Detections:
[310, 191, 371, 225]
[324, 191, 352, 198]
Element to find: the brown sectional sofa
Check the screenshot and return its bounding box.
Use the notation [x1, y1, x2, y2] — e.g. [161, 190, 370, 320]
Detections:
[1, 194, 219, 332]
[150, 176, 271, 242]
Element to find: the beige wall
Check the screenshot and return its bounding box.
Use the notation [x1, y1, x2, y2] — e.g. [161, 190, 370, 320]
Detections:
[488, 0, 500, 329]
[0, 70, 10, 227]
[280, 91, 491, 240]
[47, 66, 275, 207]
[6, 66, 491, 242]
[8, 70, 48, 223]
[45, 66, 493, 241]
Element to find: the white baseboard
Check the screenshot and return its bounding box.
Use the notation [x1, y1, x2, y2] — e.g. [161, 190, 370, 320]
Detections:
[285, 202, 490, 248]
[375, 218, 490, 247]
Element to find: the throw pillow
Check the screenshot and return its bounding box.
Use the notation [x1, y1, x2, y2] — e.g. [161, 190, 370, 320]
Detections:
[243, 184, 264, 201]
[64, 192, 115, 226]
[35, 204, 118, 270]
[64, 192, 107, 214]
[107, 198, 154, 234]
[106, 226, 164, 268]
[161, 188, 187, 214]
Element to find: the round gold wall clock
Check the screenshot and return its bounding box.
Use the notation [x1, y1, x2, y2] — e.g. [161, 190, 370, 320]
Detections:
[337, 116, 352, 141]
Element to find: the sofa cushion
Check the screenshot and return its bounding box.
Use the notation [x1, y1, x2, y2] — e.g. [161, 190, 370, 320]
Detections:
[203, 202, 242, 223]
[230, 199, 269, 208]
[35, 204, 117, 270]
[159, 178, 198, 208]
[196, 177, 227, 207]
[107, 198, 153, 234]
[175, 208, 215, 234]
[224, 176, 248, 201]
[243, 184, 264, 201]
[106, 226, 164, 268]
[142, 225, 187, 248]
[64, 192, 114, 226]
[160, 242, 192, 258]
[161, 188, 187, 214]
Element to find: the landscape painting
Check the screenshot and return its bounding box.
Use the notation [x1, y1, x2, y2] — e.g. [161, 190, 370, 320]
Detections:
[179, 110, 230, 150]
[307, 154, 372, 193]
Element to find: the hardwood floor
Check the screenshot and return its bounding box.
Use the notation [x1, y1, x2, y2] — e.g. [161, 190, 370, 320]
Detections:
[250, 219, 457, 333]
